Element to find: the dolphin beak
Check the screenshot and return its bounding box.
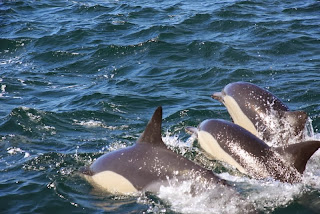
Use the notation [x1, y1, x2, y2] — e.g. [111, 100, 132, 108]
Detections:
[185, 126, 198, 137]
[211, 92, 224, 102]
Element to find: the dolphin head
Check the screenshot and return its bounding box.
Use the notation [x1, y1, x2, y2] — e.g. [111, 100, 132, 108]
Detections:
[211, 91, 225, 103]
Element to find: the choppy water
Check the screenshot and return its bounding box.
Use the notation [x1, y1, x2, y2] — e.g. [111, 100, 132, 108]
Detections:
[1, 0, 320, 213]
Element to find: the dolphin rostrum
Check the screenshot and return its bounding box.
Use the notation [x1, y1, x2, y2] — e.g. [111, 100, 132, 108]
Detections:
[212, 82, 308, 146]
[186, 119, 320, 183]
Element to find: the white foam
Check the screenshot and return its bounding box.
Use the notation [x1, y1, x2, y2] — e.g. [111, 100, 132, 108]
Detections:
[0, 84, 7, 97]
[73, 119, 106, 128]
[157, 178, 250, 214]
[155, 170, 304, 213]
[27, 112, 41, 122]
[219, 173, 303, 212]
[103, 141, 128, 153]
[7, 147, 30, 158]
[162, 131, 194, 156]
[304, 117, 315, 140]
[73, 119, 128, 130]
[302, 148, 320, 189]
[7, 147, 23, 154]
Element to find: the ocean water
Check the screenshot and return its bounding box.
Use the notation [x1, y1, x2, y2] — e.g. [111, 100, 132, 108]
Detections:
[1, 0, 320, 213]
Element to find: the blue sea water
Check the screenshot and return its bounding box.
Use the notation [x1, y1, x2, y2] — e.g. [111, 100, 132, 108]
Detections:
[0, 0, 320, 213]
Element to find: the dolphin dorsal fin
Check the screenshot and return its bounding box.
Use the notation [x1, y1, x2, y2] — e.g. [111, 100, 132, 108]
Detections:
[137, 106, 165, 147]
[274, 141, 320, 174]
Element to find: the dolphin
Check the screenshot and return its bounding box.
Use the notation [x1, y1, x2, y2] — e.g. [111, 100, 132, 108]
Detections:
[186, 119, 320, 183]
[212, 82, 308, 146]
[82, 107, 226, 194]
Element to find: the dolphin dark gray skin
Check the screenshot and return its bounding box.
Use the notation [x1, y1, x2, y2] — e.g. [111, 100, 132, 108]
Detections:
[82, 107, 226, 194]
[212, 82, 308, 146]
[186, 119, 320, 183]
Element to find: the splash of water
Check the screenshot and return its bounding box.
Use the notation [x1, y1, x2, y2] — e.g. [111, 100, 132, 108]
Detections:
[157, 177, 252, 214]
[253, 99, 312, 147]
[7, 146, 30, 158]
[157, 129, 320, 213]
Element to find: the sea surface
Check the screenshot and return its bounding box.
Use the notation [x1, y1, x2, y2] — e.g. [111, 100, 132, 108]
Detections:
[1, 0, 320, 213]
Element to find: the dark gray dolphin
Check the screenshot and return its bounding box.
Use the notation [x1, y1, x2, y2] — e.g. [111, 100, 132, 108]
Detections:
[212, 82, 308, 146]
[82, 107, 226, 194]
[186, 119, 320, 183]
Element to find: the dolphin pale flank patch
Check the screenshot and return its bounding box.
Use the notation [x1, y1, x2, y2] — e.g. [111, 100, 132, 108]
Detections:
[86, 171, 138, 194]
[223, 94, 258, 137]
[198, 130, 246, 174]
